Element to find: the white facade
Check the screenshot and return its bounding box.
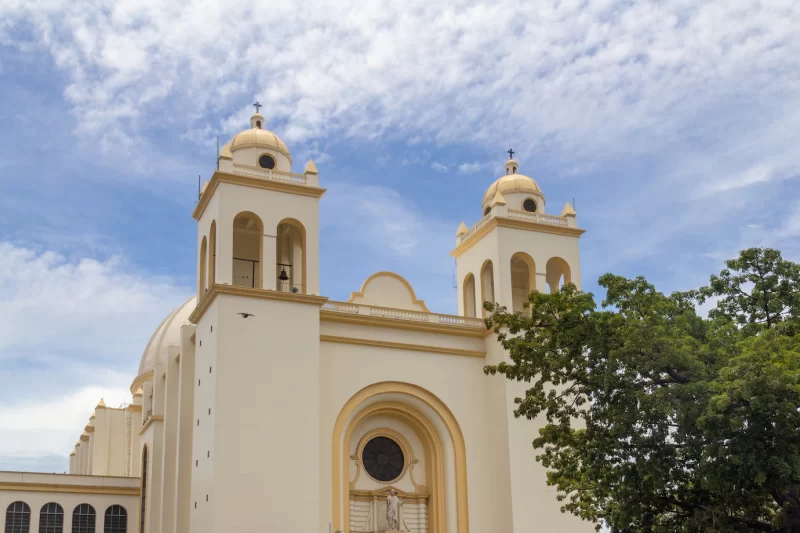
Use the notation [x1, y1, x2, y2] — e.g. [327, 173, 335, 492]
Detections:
[2, 114, 590, 533]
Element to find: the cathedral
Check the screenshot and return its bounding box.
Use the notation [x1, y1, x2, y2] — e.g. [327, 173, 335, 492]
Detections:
[0, 109, 588, 533]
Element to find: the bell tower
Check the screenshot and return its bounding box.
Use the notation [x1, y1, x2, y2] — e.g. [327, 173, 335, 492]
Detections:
[451, 156, 586, 531]
[188, 106, 328, 533]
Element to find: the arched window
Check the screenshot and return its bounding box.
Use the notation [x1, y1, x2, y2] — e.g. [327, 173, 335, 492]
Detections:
[510, 252, 536, 314]
[38, 503, 63, 533]
[198, 236, 207, 296]
[139, 446, 148, 533]
[276, 218, 306, 293]
[480, 260, 495, 315]
[545, 257, 572, 293]
[463, 273, 477, 318]
[103, 507, 126, 533]
[208, 220, 216, 289]
[5, 502, 31, 533]
[71, 504, 95, 533]
[232, 212, 264, 288]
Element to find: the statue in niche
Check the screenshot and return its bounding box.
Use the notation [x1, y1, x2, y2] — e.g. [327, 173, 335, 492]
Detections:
[386, 489, 403, 530]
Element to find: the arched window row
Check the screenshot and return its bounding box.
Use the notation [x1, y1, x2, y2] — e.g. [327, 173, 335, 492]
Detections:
[4, 503, 126, 533]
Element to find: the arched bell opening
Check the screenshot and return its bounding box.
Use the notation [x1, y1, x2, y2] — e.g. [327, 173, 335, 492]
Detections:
[463, 273, 477, 318]
[480, 260, 495, 316]
[510, 252, 536, 314]
[545, 256, 571, 293]
[198, 237, 207, 296]
[276, 218, 306, 294]
[208, 220, 216, 289]
[232, 212, 264, 288]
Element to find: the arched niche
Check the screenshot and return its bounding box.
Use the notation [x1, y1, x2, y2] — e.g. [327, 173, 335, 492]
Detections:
[276, 218, 306, 293]
[480, 260, 495, 315]
[332, 382, 469, 533]
[510, 252, 536, 314]
[232, 211, 264, 288]
[545, 256, 571, 293]
[463, 273, 477, 318]
[208, 220, 216, 289]
[198, 237, 207, 296]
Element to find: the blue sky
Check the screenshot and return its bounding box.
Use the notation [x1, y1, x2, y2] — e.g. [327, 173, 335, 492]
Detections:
[1, 0, 799, 473]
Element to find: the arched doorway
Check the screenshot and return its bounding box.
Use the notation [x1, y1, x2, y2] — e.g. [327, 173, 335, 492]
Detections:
[510, 252, 536, 313]
[332, 382, 469, 533]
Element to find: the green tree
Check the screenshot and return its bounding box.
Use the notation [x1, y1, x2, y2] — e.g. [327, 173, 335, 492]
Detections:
[484, 248, 800, 532]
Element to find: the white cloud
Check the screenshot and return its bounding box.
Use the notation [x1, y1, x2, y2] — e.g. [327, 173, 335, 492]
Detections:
[431, 161, 448, 172]
[2, 0, 798, 165]
[458, 162, 483, 173]
[0, 242, 192, 361]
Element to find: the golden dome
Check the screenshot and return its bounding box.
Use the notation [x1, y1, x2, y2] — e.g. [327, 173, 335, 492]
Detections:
[483, 173, 542, 204]
[228, 112, 291, 160]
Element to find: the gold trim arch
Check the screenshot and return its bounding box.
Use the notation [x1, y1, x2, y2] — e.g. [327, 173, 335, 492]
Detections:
[332, 381, 469, 533]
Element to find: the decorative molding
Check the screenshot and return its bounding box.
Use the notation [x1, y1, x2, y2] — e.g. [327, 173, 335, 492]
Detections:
[0, 482, 140, 496]
[320, 335, 485, 358]
[130, 371, 154, 395]
[332, 383, 470, 533]
[138, 415, 164, 436]
[450, 216, 585, 258]
[127, 404, 142, 412]
[192, 170, 326, 220]
[189, 283, 329, 323]
[320, 311, 490, 338]
[348, 271, 430, 312]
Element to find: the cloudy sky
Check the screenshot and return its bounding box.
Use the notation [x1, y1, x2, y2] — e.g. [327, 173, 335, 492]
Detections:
[1, 0, 799, 473]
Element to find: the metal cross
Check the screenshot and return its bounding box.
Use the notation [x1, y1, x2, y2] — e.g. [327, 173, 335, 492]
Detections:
[508, 148, 514, 159]
[253, 101, 262, 113]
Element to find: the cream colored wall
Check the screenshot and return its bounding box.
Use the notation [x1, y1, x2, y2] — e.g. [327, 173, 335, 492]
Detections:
[197, 193, 220, 301]
[455, 229, 499, 316]
[159, 347, 181, 533]
[174, 325, 196, 533]
[92, 407, 128, 477]
[320, 339, 491, 533]
[213, 182, 321, 295]
[188, 299, 217, 533]
[0, 472, 139, 533]
[202, 294, 321, 533]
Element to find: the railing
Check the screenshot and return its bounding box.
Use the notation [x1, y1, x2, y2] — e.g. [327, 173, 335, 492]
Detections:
[232, 276, 305, 293]
[460, 213, 491, 242]
[322, 300, 486, 330]
[231, 163, 307, 185]
[507, 209, 569, 226]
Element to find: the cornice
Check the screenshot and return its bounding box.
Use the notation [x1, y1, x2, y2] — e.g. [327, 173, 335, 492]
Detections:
[450, 217, 586, 258]
[190, 283, 329, 323]
[0, 482, 140, 496]
[192, 170, 326, 220]
[138, 415, 164, 436]
[130, 371, 154, 395]
[320, 334, 485, 358]
[320, 310, 490, 338]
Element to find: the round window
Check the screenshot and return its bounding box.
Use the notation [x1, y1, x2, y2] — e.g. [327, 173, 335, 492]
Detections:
[362, 436, 404, 482]
[484, 206, 491, 216]
[258, 155, 276, 169]
[523, 198, 537, 212]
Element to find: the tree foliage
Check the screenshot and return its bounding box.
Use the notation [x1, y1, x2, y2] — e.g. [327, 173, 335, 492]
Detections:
[484, 248, 800, 532]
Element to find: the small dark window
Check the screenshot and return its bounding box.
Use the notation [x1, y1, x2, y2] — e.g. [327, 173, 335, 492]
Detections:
[39, 503, 63, 533]
[198, 379, 201, 386]
[197, 419, 199, 426]
[255, 120, 262, 129]
[72, 504, 96, 533]
[208, 408, 211, 415]
[195, 460, 198, 467]
[523, 199, 537, 212]
[483, 206, 491, 216]
[209, 366, 212, 373]
[207, 451, 210, 458]
[6, 501, 31, 533]
[258, 155, 275, 169]
[104, 506, 126, 533]
[199, 340, 202, 346]
[210, 326, 213, 332]
[205, 496, 208, 502]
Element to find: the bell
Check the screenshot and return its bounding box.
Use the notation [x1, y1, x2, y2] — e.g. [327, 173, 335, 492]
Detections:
[279, 268, 289, 281]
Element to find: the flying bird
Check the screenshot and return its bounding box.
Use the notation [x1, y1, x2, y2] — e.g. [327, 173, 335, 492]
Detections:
[238, 312, 255, 318]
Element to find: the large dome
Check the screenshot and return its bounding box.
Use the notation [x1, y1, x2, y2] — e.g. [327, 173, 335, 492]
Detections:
[135, 296, 196, 381]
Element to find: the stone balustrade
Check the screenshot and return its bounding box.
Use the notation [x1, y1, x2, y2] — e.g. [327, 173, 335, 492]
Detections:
[321, 301, 486, 329]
